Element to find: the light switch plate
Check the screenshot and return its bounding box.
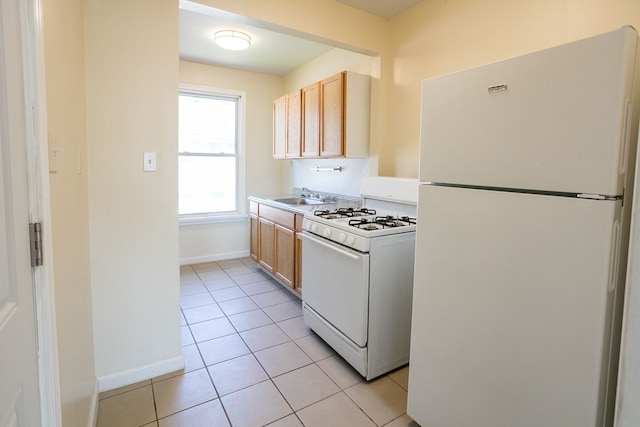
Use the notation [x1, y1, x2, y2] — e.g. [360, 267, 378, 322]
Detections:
[143, 152, 156, 172]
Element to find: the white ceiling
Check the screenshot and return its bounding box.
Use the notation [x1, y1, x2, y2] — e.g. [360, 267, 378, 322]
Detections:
[179, 0, 424, 76]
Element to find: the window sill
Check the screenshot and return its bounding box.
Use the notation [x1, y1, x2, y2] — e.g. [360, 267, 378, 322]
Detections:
[179, 213, 248, 226]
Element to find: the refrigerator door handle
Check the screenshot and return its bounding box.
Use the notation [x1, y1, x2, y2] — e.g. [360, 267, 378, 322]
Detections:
[608, 220, 621, 293]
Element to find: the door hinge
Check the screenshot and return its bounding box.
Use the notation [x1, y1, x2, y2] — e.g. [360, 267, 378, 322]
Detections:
[29, 222, 43, 267]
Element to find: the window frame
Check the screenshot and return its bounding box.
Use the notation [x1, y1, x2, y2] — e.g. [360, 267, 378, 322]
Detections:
[178, 83, 247, 225]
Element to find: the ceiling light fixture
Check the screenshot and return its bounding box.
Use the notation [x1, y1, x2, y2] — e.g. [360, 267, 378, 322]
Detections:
[213, 30, 251, 51]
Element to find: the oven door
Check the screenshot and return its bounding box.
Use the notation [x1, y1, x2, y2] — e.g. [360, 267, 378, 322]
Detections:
[300, 231, 370, 347]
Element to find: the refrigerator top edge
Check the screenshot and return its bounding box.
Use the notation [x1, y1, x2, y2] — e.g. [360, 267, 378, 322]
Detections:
[418, 26, 640, 196]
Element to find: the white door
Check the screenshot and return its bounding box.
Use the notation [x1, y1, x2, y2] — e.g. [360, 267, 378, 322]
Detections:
[0, 0, 43, 424]
[408, 184, 622, 427]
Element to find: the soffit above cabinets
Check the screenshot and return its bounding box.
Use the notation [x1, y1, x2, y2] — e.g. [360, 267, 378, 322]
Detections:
[179, 0, 423, 76]
[334, 0, 424, 19]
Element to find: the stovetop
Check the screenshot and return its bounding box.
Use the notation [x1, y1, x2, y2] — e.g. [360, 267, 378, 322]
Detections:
[302, 206, 417, 252]
[312, 208, 416, 230]
[300, 177, 419, 252]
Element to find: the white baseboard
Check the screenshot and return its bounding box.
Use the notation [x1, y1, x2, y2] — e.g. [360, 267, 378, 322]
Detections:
[180, 250, 250, 266]
[97, 355, 184, 393]
[88, 380, 98, 427]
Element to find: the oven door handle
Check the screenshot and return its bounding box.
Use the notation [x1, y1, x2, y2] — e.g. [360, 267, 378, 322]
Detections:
[300, 232, 362, 261]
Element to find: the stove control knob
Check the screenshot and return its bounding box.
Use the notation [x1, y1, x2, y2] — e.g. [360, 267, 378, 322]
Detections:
[310, 223, 317, 233]
[346, 235, 356, 246]
[323, 228, 332, 238]
[338, 233, 346, 243]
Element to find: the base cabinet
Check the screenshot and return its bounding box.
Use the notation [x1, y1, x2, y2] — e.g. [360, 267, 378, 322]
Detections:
[258, 218, 275, 273]
[249, 214, 259, 261]
[275, 224, 295, 288]
[250, 201, 303, 294]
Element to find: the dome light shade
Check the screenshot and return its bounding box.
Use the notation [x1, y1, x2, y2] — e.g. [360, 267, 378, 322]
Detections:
[214, 30, 251, 51]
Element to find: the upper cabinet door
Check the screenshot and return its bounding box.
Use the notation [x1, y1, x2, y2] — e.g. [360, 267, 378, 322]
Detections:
[302, 82, 320, 157]
[320, 72, 345, 157]
[272, 71, 370, 159]
[286, 90, 302, 158]
[273, 95, 286, 159]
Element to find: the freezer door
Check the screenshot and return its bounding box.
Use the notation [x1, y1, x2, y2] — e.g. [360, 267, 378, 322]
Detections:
[420, 26, 638, 196]
[408, 185, 622, 427]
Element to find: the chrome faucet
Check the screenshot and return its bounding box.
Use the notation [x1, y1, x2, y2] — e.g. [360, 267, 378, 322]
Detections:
[302, 187, 321, 199]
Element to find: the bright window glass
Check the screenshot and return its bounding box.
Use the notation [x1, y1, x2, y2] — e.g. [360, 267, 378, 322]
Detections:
[178, 90, 240, 216]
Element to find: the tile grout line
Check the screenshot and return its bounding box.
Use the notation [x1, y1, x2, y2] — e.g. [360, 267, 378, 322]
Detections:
[191, 260, 313, 426]
[177, 258, 411, 427]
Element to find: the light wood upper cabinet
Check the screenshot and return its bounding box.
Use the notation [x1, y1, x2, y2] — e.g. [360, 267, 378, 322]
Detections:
[273, 95, 286, 159]
[338, 71, 371, 158]
[302, 82, 320, 157]
[273, 90, 302, 159]
[286, 90, 302, 157]
[273, 71, 370, 159]
[320, 73, 344, 157]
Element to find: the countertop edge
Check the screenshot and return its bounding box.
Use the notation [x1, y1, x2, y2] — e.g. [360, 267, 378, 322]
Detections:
[248, 194, 361, 215]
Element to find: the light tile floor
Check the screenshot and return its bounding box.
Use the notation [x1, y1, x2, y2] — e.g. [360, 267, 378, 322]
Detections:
[96, 257, 420, 427]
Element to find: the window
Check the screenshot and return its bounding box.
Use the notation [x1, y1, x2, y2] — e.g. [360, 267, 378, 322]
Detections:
[178, 85, 245, 222]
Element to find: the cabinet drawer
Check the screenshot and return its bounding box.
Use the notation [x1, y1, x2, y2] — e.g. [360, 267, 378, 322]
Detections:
[259, 204, 296, 229]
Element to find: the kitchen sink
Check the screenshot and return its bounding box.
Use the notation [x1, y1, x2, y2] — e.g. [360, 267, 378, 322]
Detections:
[273, 197, 332, 206]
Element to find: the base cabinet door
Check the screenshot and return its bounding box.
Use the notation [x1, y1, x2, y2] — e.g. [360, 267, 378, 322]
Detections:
[275, 224, 295, 288]
[249, 200, 303, 293]
[250, 214, 259, 261]
[258, 218, 275, 273]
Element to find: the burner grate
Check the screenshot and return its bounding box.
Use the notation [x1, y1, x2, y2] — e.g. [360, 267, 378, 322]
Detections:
[314, 207, 377, 219]
[348, 215, 417, 231]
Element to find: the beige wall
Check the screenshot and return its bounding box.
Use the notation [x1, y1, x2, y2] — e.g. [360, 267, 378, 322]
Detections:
[42, 0, 96, 424]
[384, 0, 640, 177]
[193, 0, 391, 186]
[178, 60, 283, 263]
[84, 0, 182, 386]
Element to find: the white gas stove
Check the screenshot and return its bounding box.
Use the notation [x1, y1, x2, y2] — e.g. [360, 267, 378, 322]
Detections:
[302, 178, 418, 252]
[301, 176, 418, 380]
[302, 207, 416, 252]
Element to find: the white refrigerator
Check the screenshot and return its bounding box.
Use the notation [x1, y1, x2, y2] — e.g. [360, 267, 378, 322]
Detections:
[408, 26, 640, 427]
